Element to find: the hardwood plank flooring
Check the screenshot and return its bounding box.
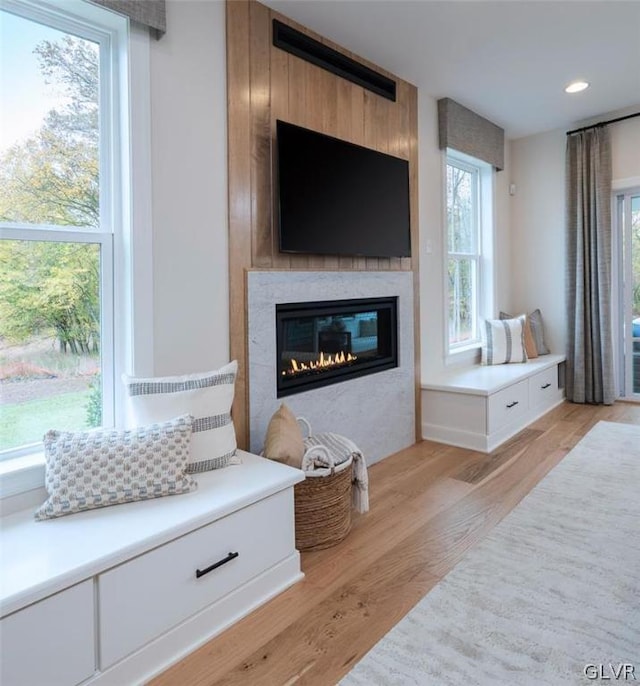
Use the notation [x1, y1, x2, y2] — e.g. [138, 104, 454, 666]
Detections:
[150, 402, 640, 686]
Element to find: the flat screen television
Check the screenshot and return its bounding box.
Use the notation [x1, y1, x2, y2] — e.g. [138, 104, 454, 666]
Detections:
[276, 120, 411, 258]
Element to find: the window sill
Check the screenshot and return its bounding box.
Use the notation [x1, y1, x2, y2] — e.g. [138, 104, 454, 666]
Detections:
[446, 342, 482, 368]
[0, 452, 45, 500]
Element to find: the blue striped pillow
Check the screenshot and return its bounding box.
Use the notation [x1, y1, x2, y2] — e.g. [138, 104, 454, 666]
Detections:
[481, 317, 527, 365]
[123, 361, 238, 473]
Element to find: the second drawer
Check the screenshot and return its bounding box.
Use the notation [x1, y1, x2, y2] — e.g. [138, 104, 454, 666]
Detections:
[529, 366, 558, 409]
[487, 379, 529, 434]
[98, 488, 295, 668]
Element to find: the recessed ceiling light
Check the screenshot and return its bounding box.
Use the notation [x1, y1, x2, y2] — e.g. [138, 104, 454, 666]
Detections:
[565, 81, 589, 94]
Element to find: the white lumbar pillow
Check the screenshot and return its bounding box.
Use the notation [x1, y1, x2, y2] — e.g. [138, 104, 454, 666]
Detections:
[123, 361, 238, 473]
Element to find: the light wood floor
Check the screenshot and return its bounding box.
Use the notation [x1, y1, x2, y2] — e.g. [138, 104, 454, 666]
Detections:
[150, 402, 640, 686]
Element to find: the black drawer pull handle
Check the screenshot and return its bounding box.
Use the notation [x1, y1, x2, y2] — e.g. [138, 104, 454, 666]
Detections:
[196, 552, 239, 579]
[541, 383, 551, 389]
[506, 401, 519, 409]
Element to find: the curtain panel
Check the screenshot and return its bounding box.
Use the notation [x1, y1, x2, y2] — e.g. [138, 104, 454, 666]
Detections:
[89, 0, 166, 37]
[565, 127, 615, 405]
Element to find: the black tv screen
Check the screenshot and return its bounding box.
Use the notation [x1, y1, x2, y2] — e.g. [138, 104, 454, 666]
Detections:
[277, 120, 411, 258]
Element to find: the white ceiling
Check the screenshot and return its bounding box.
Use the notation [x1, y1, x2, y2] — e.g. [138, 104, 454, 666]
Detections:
[262, 0, 640, 139]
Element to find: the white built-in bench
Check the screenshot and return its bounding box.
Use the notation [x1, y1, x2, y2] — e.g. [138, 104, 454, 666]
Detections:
[421, 354, 566, 452]
[0, 453, 304, 686]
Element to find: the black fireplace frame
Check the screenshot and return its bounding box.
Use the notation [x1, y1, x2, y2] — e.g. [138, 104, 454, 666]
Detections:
[276, 296, 398, 397]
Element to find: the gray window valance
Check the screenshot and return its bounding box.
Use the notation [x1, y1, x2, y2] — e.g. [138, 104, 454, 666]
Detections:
[438, 98, 504, 171]
[89, 0, 166, 37]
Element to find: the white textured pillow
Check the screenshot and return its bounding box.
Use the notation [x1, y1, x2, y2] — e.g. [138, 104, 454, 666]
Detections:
[123, 361, 238, 473]
[35, 415, 196, 521]
[482, 317, 528, 365]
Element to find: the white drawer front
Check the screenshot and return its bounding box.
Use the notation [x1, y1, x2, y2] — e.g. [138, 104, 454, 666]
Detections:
[0, 580, 95, 686]
[99, 488, 295, 668]
[487, 379, 529, 434]
[529, 366, 558, 409]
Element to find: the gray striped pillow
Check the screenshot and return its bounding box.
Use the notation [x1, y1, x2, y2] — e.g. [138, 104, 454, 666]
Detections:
[123, 361, 238, 473]
[481, 317, 527, 365]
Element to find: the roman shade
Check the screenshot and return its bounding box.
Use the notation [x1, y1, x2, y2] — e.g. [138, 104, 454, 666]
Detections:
[438, 98, 504, 171]
[89, 0, 166, 37]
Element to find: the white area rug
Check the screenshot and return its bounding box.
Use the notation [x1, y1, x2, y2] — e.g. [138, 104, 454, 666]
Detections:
[341, 421, 640, 686]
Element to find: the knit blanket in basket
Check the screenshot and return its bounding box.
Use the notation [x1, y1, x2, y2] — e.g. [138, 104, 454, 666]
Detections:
[302, 432, 369, 514]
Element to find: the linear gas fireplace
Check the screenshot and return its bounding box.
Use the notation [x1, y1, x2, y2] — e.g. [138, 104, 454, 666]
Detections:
[276, 297, 398, 397]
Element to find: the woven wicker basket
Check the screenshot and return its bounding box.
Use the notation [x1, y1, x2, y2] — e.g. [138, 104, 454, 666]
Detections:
[294, 458, 353, 551]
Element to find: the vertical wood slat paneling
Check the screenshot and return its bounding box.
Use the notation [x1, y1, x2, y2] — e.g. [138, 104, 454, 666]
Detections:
[249, 1, 272, 268]
[407, 86, 422, 441]
[227, 0, 253, 448]
[387, 81, 404, 271]
[227, 0, 421, 448]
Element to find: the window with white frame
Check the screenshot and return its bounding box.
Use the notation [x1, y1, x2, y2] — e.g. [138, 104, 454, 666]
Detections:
[0, 0, 139, 473]
[445, 152, 494, 354]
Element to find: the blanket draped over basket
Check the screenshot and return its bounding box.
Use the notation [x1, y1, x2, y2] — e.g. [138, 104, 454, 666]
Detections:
[301, 432, 369, 514]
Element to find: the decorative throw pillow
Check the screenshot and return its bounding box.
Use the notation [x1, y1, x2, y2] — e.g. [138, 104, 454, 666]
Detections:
[501, 309, 550, 355]
[499, 311, 538, 359]
[528, 308, 550, 355]
[123, 361, 238, 473]
[263, 403, 304, 469]
[35, 415, 196, 521]
[482, 317, 527, 365]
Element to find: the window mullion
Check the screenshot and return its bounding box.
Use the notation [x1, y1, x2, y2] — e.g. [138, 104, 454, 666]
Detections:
[101, 235, 116, 427]
[1, 226, 111, 244]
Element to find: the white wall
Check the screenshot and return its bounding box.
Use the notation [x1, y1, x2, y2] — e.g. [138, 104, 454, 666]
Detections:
[509, 129, 566, 355]
[418, 93, 513, 379]
[417, 91, 445, 379]
[510, 112, 640, 358]
[149, 0, 229, 375]
[611, 117, 640, 186]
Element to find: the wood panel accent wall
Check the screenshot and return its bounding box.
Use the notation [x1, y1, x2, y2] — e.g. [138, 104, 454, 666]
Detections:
[227, 0, 420, 449]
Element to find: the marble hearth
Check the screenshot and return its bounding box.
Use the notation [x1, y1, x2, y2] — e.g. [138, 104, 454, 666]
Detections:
[247, 271, 415, 465]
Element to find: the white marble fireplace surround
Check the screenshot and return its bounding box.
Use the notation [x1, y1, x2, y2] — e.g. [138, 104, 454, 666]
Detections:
[247, 271, 415, 465]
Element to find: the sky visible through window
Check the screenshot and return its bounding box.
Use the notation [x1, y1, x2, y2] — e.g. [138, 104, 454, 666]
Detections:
[0, 11, 69, 154]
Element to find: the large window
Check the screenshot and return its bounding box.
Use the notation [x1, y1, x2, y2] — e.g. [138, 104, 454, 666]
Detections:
[0, 1, 130, 467]
[615, 187, 640, 398]
[445, 153, 493, 354]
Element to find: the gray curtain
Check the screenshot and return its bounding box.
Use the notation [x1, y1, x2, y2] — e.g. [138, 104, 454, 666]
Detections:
[565, 127, 615, 404]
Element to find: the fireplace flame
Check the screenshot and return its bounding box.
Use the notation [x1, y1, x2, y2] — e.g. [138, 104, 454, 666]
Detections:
[282, 350, 358, 377]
